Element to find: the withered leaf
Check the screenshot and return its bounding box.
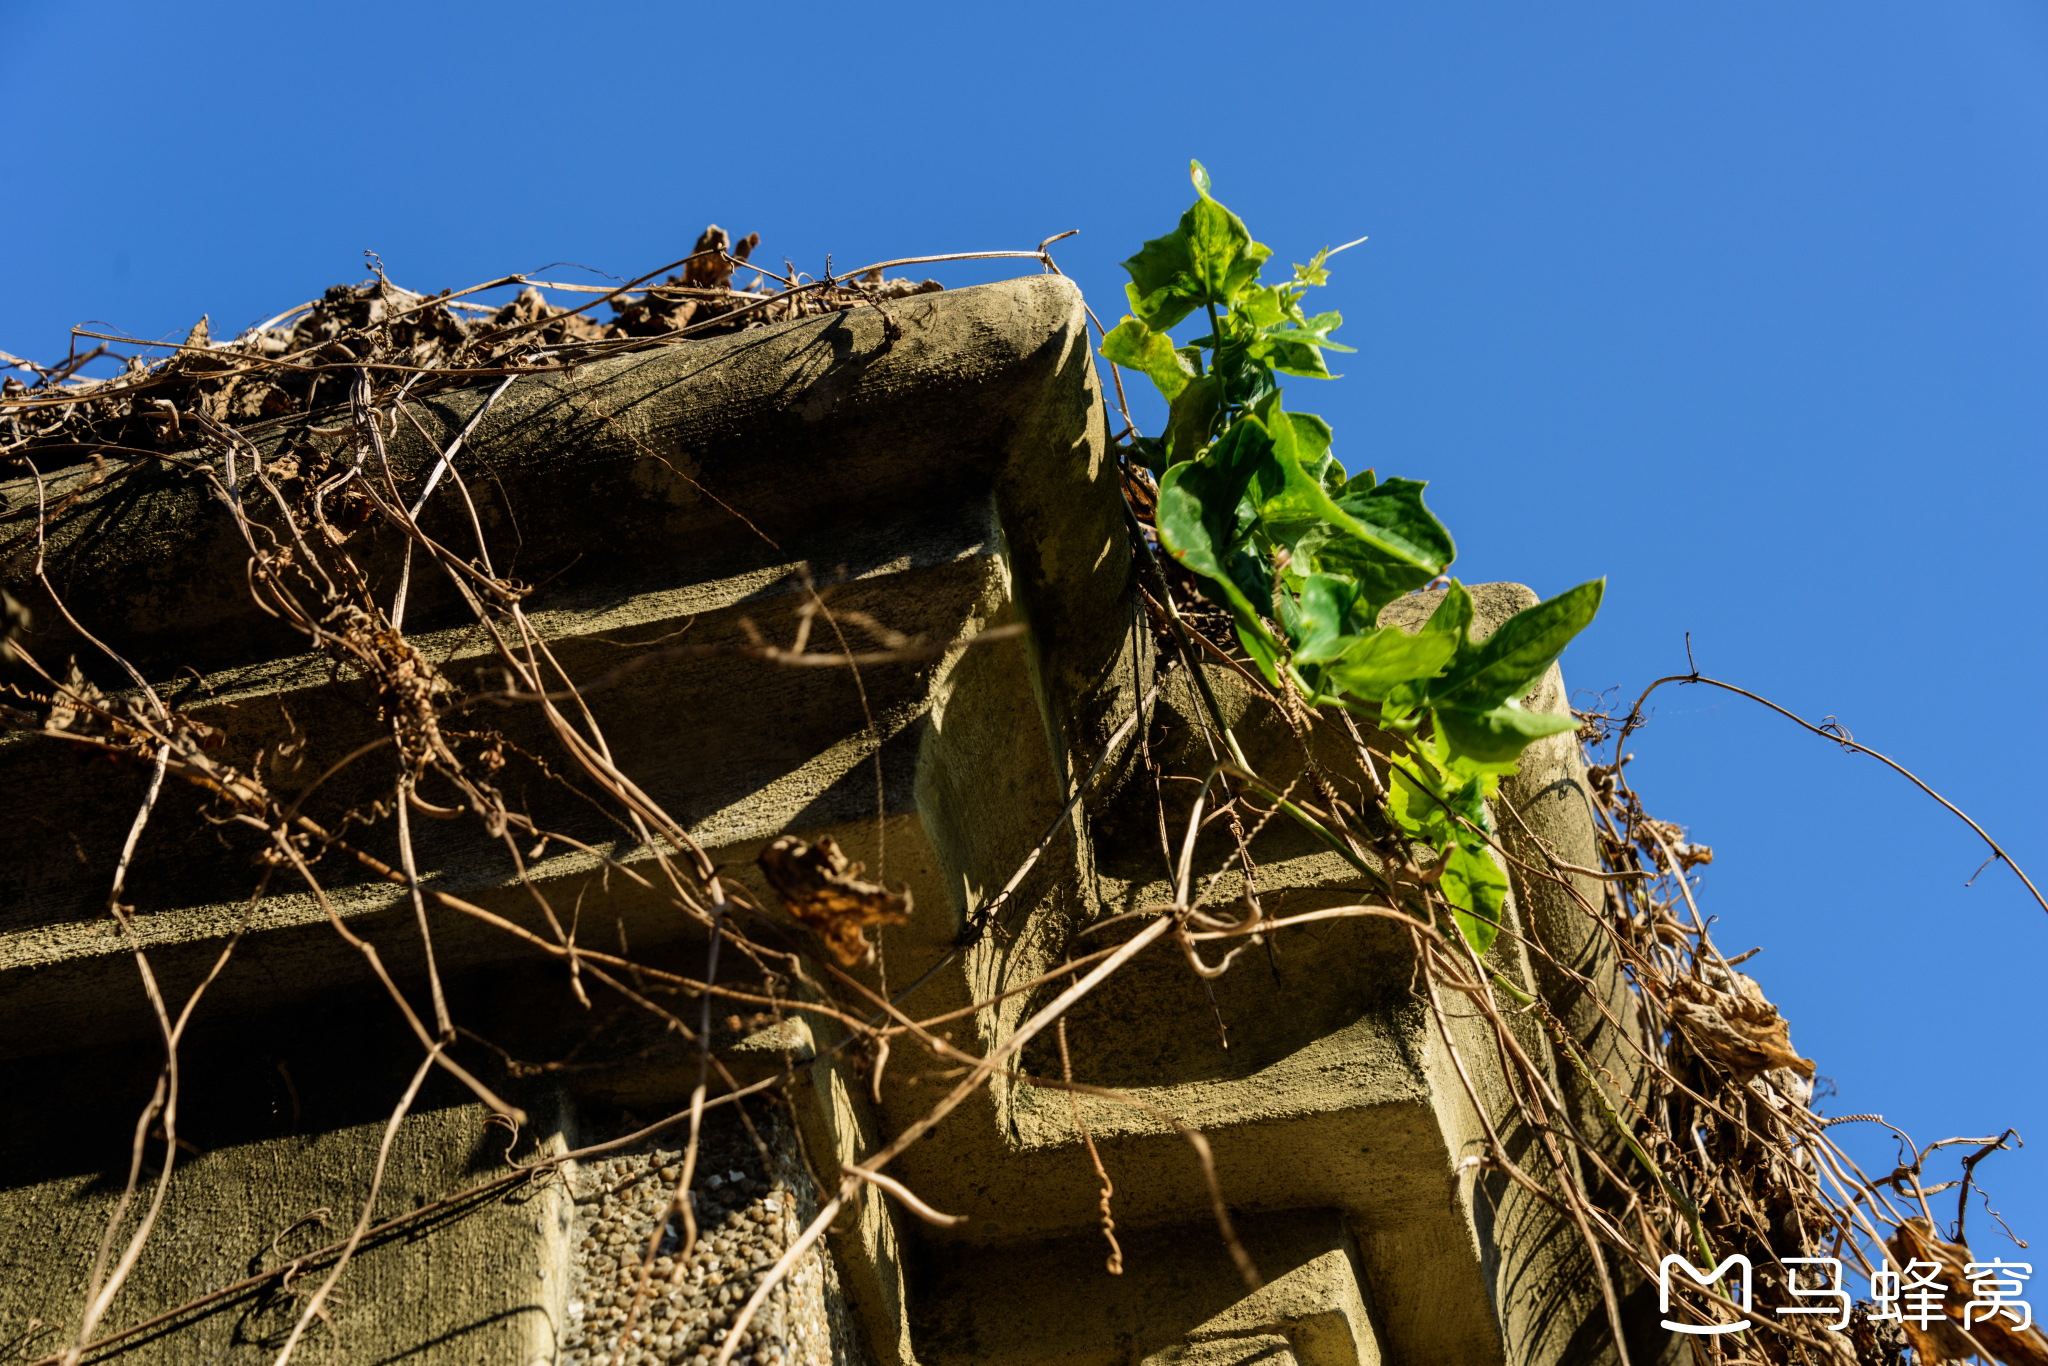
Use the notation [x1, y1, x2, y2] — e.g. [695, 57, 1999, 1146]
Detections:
[1889, 1217, 2048, 1366]
[682, 226, 736, 290]
[1637, 816, 1713, 871]
[758, 835, 912, 967]
[45, 660, 106, 737]
[1665, 966, 1814, 1084]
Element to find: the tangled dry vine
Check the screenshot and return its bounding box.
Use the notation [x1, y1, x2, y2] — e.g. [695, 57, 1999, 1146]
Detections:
[0, 205, 2038, 1366]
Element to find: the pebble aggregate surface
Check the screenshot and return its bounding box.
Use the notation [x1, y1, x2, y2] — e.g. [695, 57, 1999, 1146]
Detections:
[560, 1111, 865, 1366]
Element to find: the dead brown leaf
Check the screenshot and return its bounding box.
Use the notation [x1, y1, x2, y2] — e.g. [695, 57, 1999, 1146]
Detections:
[681, 225, 756, 290]
[1638, 816, 1713, 871]
[1665, 966, 1815, 1084]
[1888, 1217, 2048, 1366]
[758, 835, 912, 967]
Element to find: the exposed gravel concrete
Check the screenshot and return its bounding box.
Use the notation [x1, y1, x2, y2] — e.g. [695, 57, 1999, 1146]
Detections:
[563, 1110, 867, 1366]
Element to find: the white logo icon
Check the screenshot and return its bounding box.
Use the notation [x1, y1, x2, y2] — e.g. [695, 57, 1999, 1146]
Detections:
[1661, 1254, 1753, 1335]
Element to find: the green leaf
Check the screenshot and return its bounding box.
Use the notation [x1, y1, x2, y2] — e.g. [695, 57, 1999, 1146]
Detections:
[1187, 197, 1272, 304]
[1290, 573, 1365, 663]
[1292, 235, 1368, 290]
[1100, 317, 1196, 404]
[1157, 460, 1258, 621]
[1274, 579, 1306, 645]
[1432, 699, 1579, 765]
[1387, 761, 1450, 843]
[1236, 613, 1282, 686]
[1207, 414, 1288, 507]
[1124, 166, 1273, 330]
[1317, 452, 1349, 494]
[1257, 310, 1356, 379]
[1423, 580, 1474, 641]
[1283, 411, 1348, 503]
[1251, 401, 1335, 548]
[1432, 579, 1604, 710]
[1324, 479, 1455, 573]
[1155, 421, 1283, 625]
[1241, 396, 1451, 588]
[1234, 398, 1451, 613]
[1190, 158, 1212, 196]
[1208, 342, 1279, 411]
[1163, 375, 1222, 465]
[1234, 285, 1289, 331]
[1282, 411, 1333, 468]
[1260, 337, 1336, 380]
[1273, 412, 1338, 505]
[1274, 309, 1351, 349]
[1326, 628, 1459, 698]
[1440, 842, 1509, 956]
[1121, 224, 1202, 331]
[1307, 478, 1458, 611]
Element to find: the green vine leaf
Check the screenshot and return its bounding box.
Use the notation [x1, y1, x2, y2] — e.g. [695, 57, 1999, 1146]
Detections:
[1275, 408, 1335, 468]
[1254, 311, 1356, 380]
[1432, 699, 1580, 766]
[1101, 318, 1196, 404]
[1326, 629, 1460, 699]
[1431, 579, 1605, 711]
[1186, 196, 1272, 307]
[1302, 477, 1457, 613]
[1387, 765, 1444, 842]
[1122, 225, 1204, 331]
[1208, 343, 1279, 411]
[1163, 375, 1223, 466]
[1258, 408, 1341, 549]
[1423, 580, 1475, 641]
[1120, 165, 1273, 331]
[1156, 422, 1279, 631]
[1259, 336, 1337, 380]
[1233, 285, 1289, 331]
[1288, 573, 1366, 663]
[1244, 395, 1454, 595]
[1111, 161, 1604, 962]
[1440, 842, 1510, 956]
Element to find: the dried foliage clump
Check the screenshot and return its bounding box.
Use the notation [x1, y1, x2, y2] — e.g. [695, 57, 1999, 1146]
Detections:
[1561, 691, 2042, 1366]
[0, 222, 2036, 1366]
[0, 223, 945, 473]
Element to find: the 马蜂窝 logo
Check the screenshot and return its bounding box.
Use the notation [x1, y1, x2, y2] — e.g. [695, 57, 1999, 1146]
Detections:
[1660, 1255, 1752, 1335]
[1660, 1253, 2029, 1338]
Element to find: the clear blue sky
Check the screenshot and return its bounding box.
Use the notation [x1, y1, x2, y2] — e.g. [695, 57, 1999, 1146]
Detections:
[6, 2, 2044, 1255]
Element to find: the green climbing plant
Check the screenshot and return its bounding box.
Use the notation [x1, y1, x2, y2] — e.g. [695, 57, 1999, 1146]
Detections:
[1104, 160, 1604, 956]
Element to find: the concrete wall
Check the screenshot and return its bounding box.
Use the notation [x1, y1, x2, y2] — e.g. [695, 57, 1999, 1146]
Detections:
[0, 278, 1656, 1365]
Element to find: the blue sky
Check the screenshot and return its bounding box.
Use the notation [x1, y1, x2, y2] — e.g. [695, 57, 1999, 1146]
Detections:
[6, 2, 2044, 1255]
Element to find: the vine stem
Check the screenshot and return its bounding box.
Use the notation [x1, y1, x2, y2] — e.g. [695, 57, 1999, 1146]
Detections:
[1203, 298, 1229, 427]
[1118, 496, 1252, 774]
[1620, 670, 2046, 916]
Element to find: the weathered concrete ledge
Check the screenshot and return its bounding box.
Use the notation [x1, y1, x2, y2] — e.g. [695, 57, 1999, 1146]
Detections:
[0, 275, 1131, 1058]
[0, 276, 1660, 1366]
